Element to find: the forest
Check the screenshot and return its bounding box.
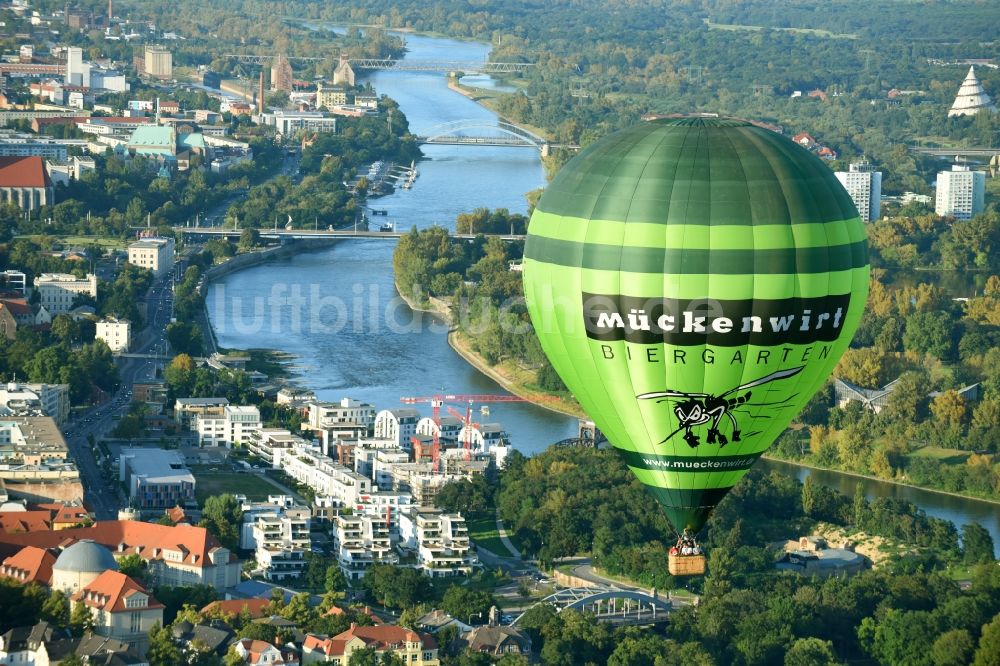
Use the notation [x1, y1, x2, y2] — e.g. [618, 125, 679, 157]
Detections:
[430, 445, 1000, 665]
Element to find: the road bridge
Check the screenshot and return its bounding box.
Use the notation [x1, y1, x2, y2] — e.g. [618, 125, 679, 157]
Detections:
[416, 120, 546, 149]
[223, 55, 532, 73]
[175, 227, 525, 242]
[911, 146, 1000, 158]
[511, 587, 673, 626]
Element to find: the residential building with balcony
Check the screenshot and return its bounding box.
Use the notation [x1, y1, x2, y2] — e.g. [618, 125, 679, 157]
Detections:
[175, 397, 229, 430]
[195, 405, 261, 447]
[247, 428, 305, 467]
[399, 509, 477, 578]
[373, 409, 420, 449]
[332, 513, 397, 581]
[241, 498, 311, 582]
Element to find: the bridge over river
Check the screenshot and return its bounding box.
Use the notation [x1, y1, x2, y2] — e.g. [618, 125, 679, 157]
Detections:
[510, 586, 678, 627]
[176, 227, 525, 242]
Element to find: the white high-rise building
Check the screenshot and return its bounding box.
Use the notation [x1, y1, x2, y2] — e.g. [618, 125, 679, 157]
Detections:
[948, 66, 997, 118]
[835, 161, 882, 222]
[935, 165, 986, 220]
[64, 47, 90, 88]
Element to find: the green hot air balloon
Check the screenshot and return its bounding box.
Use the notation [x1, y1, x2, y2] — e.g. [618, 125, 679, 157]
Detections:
[523, 116, 869, 540]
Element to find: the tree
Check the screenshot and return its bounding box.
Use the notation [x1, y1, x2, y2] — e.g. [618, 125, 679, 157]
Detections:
[325, 565, 348, 595]
[931, 629, 976, 666]
[238, 228, 261, 253]
[962, 524, 996, 565]
[118, 553, 148, 581]
[69, 600, 94, 636]
[974, 613, 1000, 666]
[147, 623, 183, 666]
[904, 310, 956, 361]
[362, 565, 432, 610]
[199, 495, 243, 551]
[801, 474, 817, 516]
[440, 586, 493, 625]
[784, 638, 839, 666]
[40, 589, 69, 629]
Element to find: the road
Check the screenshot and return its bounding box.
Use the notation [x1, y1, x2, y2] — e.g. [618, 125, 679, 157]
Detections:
[65, 151, 302, 519]
[63, 268, 179, 519]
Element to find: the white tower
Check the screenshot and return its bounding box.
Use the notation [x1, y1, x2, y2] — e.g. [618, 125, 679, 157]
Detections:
[948, 66, 997, 118]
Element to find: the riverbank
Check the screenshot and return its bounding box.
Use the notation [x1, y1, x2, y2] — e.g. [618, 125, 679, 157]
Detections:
[762, 453, 1000, 506]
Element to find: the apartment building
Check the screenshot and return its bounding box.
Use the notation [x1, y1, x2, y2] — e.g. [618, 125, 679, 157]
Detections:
[399, 509, 477, 578]
[34, 273, 97, 314]
[276, 441, 372, 508]
[195, 405, 261, 447]
[935, 165, 986, 220]
[95, 318, 130, 352]
[127, 237, 175, 276]
[175, 397, 229, 430]
[241, 498, 311, 581]
[834, 161, 882, 222]
[247, 428, 308, 467]
[332, 513, 397, 581]
[373, 409, 421, 448]
[0, 383, 69, 424]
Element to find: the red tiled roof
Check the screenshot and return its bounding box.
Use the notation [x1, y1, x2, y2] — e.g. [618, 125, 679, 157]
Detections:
[166, 505, 188, 524]
[0, 545, 55, 585]
[201, 598, 270, 619]
[0, 512, 53, 533]
[0, 298, 32, 316]
[0, 520, 234, 568]
[71, 570, 164, 613]
[311, 624, 433, 657]
[236, 639, 284, 665]
[0, 156, 51, 188]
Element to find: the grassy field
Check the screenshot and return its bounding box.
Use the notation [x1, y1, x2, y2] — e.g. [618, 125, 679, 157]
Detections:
[193, 470, 286, 505]
[909, 446, 971, 465]
[703, 19, 858, 39]
[468, 514, 518, 558]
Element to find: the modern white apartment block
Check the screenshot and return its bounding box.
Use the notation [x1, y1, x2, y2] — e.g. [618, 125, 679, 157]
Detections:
[935, 165, 986, 220]
[258, 111, 337, 135]
[127, 237, 175, 276]
[247, 428, 307, 467]
[835, 161, 882, 222]
[333, 513, 398, 581]
[415, 416, 463, 444]
[353, 491, 412, 543]
[175, 397, 229, 430]
[276, 442, 373, 508]
[95, 318, 130, 352]
[456, 423, 509, 453]
[374, 409, 421, 448]
[34, 273, 97, 314]
[399, 509, 477, 578]
[305, 398, 376, 432]
[241, 497, 311, 581]
[195, 405, 261, 447]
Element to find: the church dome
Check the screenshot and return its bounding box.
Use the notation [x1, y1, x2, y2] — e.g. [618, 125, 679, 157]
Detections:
[53, 540, 119, 574]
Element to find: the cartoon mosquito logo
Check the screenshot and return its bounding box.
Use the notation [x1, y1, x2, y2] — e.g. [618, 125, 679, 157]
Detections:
[637, 366, 804, 448]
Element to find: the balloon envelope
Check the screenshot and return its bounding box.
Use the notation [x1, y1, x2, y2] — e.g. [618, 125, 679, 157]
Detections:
[523, 117, 869, 534]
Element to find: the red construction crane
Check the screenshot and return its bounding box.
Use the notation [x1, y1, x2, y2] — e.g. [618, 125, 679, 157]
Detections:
[401, 393, 526, 465]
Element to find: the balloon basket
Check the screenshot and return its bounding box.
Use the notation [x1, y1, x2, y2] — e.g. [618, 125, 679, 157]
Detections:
[668, 552, 706, 576]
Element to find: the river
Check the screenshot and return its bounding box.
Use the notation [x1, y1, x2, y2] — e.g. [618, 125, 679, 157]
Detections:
[207, 33, 579, 453]
[207, 31, 999, 549]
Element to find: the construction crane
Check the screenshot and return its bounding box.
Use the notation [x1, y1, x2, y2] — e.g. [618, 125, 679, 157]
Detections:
[400, 393, 526, 466]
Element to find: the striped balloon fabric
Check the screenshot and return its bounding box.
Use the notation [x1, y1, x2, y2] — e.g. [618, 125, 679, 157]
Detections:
[523, 116, 869, 534]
